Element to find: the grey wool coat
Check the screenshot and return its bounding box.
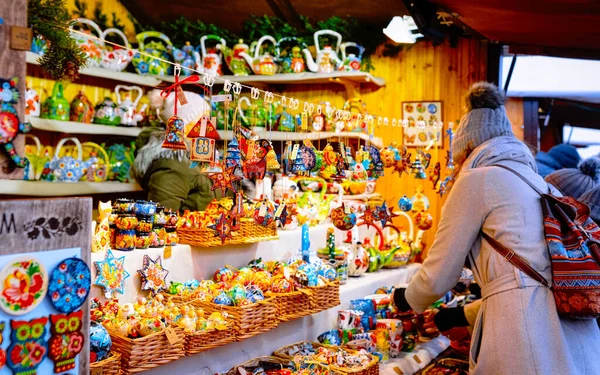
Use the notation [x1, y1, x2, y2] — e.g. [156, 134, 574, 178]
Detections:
[405, 136, 600, 375]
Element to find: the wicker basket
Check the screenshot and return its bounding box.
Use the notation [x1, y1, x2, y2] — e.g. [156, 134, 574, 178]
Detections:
[193, 298, 277, 341]
[90, 352, 121, 375]
[226, 356, 295, 375]
[273, 341, 326, 360]
[308, 280, 341, 313]
[109, 328, 185, 374]
[266, 289, 312, 322]
[178, 218, 278, 248]
[161, 293, 194, 305]
[183, 326, 236, 356]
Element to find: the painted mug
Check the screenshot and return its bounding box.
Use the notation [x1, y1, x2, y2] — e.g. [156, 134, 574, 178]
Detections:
[376, 319, 404, 358]
[317, 330, 342, 346]
[338, 310, 364, 331]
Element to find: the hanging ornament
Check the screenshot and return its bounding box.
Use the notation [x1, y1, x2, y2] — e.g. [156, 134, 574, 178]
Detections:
[369, 145, 384, 178]
[230, 192, 246, 230]
[265, 148, 281, 171]
[243, 139, 270, 179]
[187, 115, 220, 140]
[323, 144, 337, 166]
[190, 137, 216, 163]
[393, 148, 411, 176]
[299, 145, 316, 171]
[253, 199, 275, 226]
[7, 317, 48, 375]
[415, 210, 434, 230]
[430, 162, 441, 189]
[398, 195, 413, 212]
[94, 249, 130, 299]
[312, 150, 324, 173]
[225, 138, 242, 170]
[374, 202, 399, 227]
[275, 200, 289, 227]
[356, 146, 370, 172]
[359, 205, 377, 229]
[208, 165, 243, 195]
[162, 115, 187, 150]
[330, 203, 357, 231]
[283, 141, 293, 175]
[420, 151, 432, 169]
[411, 185, 430, 212]
[208, 212, 233, 244]
[411, 154, 427, 179]
[137, 255, 169, 296]
[290, 144, 307, 174]
[380, 143, 399, 168]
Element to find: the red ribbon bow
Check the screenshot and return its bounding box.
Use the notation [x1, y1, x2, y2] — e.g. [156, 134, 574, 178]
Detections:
[159, 74, 209, 116]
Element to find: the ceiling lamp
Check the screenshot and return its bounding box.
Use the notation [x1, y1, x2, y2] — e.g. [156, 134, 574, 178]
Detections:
[383, 16, 424, 44]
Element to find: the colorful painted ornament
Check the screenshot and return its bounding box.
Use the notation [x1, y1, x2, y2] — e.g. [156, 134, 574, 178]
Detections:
[7, 317, 48, 375]
[208, 165, 242, 195]
[213, 267, 234, 283]
[411, 186, 430, 212]
[0, 77, 32, 168]
[374, 202, 398, 227]
[322, 144, 337, 166]
[411, 157, 427, 179]
[330, 204, 357, 231]
[275, 200, 289, 227]
[300, 145, 317, 171]
[271, 275, 293, 293]
[137, 255, 169, 296]
[162, 115, 187, 150]
[0, 257, 47, 315]
[266, 147, 281, 171]
[398, 196, 413, 212]
[213, 291, 234, 306]
[253, 199, 275, 226]
[90, 322, 111, 363]
[430, 162, 441, 189]
[415, 210, 433, 230]
[393, 152, 411, 176]
[225, 138, 242, 170]
[208, 212, 233, 244]
[48, 257, 91, 314]
[359, 206, 378, 229]
[248, 258, 266, 270]
[48, 310, 84, 373]
[94, 249, 131, 299]
[232, 267, 255, 286]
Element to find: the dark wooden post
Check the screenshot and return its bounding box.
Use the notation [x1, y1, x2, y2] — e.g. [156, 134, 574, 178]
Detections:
[0, 0, 27, 179]
[523, 99, 540, 150]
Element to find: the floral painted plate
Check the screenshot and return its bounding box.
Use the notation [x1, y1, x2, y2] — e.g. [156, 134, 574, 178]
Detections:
[48, 258, 91, 313]
[0, 257, 48, 315]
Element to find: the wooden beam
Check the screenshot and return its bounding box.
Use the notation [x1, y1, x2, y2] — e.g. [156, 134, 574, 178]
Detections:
[523, 99, 540, 150]
[265, 0, 305, 30]
[0, 0, 27, 179]
[509, 44, 600, 61]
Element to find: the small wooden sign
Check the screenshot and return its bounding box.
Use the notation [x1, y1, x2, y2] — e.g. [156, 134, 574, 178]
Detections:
[165, 327, 179, 345]
[175, 86, 188, 105]
[190, 137, 216, 162]
[10, 26, 32, 51]
[91, 367, 104, 375]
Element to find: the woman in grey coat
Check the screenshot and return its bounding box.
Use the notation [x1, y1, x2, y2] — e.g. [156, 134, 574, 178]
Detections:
[395, 82, 600, 374]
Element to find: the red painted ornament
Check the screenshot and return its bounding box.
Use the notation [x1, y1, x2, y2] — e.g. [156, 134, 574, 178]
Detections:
[360, 206, 378, 229]
[208, 213, 233, 244]
[208, 165, 242, 195]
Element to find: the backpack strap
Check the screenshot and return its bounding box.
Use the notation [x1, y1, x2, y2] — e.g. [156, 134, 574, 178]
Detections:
[481, 231, 552, 289]
[489, 164, 550, 196]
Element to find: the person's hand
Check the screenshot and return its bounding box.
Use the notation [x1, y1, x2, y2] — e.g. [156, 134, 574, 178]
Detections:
[442, 326, 470, 342]
[422, 308, 441, 337]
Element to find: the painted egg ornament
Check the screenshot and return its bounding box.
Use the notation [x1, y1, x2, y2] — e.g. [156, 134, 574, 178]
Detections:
[411, 186, 430, 212]
[271, 275, 293, 293]
[228, 284, 247, 304]
[398, 195, 413, 212]
[266, 260, 285, 274]
[253, 199, 275, 226]
[248, 258, 266, 270]
[90, 322, 112, 363]
[233, 267, 255, 286]
[213, 291, 234, 306]
[213, 267, 234, 283]
[251, 270, 272, 291]
[415, 211, 434, 230]
[318, 264, 337, 282]
[246, 286, 265, 303]
[184, 279, 200, 290]
[330, 204, 357, 231]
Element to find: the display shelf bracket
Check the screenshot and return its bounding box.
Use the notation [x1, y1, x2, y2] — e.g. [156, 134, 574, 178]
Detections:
[334, 77, 360, 98]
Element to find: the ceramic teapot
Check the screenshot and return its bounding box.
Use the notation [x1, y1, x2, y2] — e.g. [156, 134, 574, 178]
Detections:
[101, 28, 135, 72]
[276, 37, 306, 74]
[25, 86, 40, 118]
[115, 85, 145, 126]
[41, 81, 70, 121]
[342, 228, 370, 277]
[70, 18, 104, 67]
[339, 42, 365, 72]
[93, 97, 121, 126]
[198, 35, 225, 76]
[83, 142, 110, 182]
[304, 30, 343, 73]
[219, 39, 252, 76]
[239, 36, 278, 75]
[275, 102, 295, 132]
[172, 42, 199, 76]
[23, 135, 49, 181]
[132, 32, 173, 76]
[44, 137, 89, 182]
[342, 98, 368, 132]
[70, 90, 95, 123]
[237, 96, 271, 129]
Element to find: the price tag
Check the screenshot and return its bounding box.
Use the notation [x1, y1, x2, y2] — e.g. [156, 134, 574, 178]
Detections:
[9, 26, 32, 51]
[212, 94, 232, 102]
[393, 367, 404, 375]
[274, 202, 285, 217]
[164, 246, 172, 259]
[165, 327, 179, 346]
[413, 354, 422, 364]
[258, 203, 267, 216]
[301, 113, 308, 131]
[290, 144, 299, 159]
[91, 367, 104, 375]
[200, 116, 208, 137]
[175, 86, 188, 105]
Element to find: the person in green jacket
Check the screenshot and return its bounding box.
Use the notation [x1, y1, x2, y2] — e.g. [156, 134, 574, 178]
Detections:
[132, 126, 222, 212]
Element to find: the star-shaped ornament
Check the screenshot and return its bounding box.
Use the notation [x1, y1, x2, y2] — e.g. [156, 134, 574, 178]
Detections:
[208, 212, 233, 244]
[137, 255, 169, 296]
[208, 165, 243, 195]
[392, 153, 412, 176]
[94, 249, 130, 299]
[374, 202, 399, 227]
[360, 206, 378, 229]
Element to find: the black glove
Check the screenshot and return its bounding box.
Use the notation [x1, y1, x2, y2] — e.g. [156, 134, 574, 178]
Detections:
[433, 307, 469, 332]
[392, 287, 412, 312]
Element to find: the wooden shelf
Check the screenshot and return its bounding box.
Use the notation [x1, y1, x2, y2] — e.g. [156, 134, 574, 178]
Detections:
[30, 117, 143, 137]
[26, 52, 162, 87]
[217, 130, 384, 148]
[0, 180, 142, 196]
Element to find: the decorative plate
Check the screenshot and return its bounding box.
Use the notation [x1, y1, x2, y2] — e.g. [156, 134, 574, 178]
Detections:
[300, 146, 316, 171]
[416, 103, 425, 113]
[48, 258, 91, 313]
[404, 104, 414, 113]
[427, 103, 438, 114]
[0, 257, 48, 315]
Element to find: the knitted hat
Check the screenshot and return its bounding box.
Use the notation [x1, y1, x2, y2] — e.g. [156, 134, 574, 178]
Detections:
[453, 82, 514, 163]
[547, 144, 581, 169]
[544, 156, 600, 198]
[149, 89, 210, 130]
[580, 185, 600, 223]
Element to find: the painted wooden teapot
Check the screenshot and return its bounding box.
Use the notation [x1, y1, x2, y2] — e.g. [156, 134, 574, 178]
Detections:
[172, 42, 199, 76]
[198, 35, 225, 76]
[276, 37, 306, 73]
[239, 36, 278, 75]
[132, 32, 173, 76]
[41, 81, 70, 121]
[101, 28, 135, 72]
[115, 85, 145, 126]
[304, 30, 343, 73]
[339, 42, 365, 72]
[219, 39, 252, 76]
[69, 18, 104, 67]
